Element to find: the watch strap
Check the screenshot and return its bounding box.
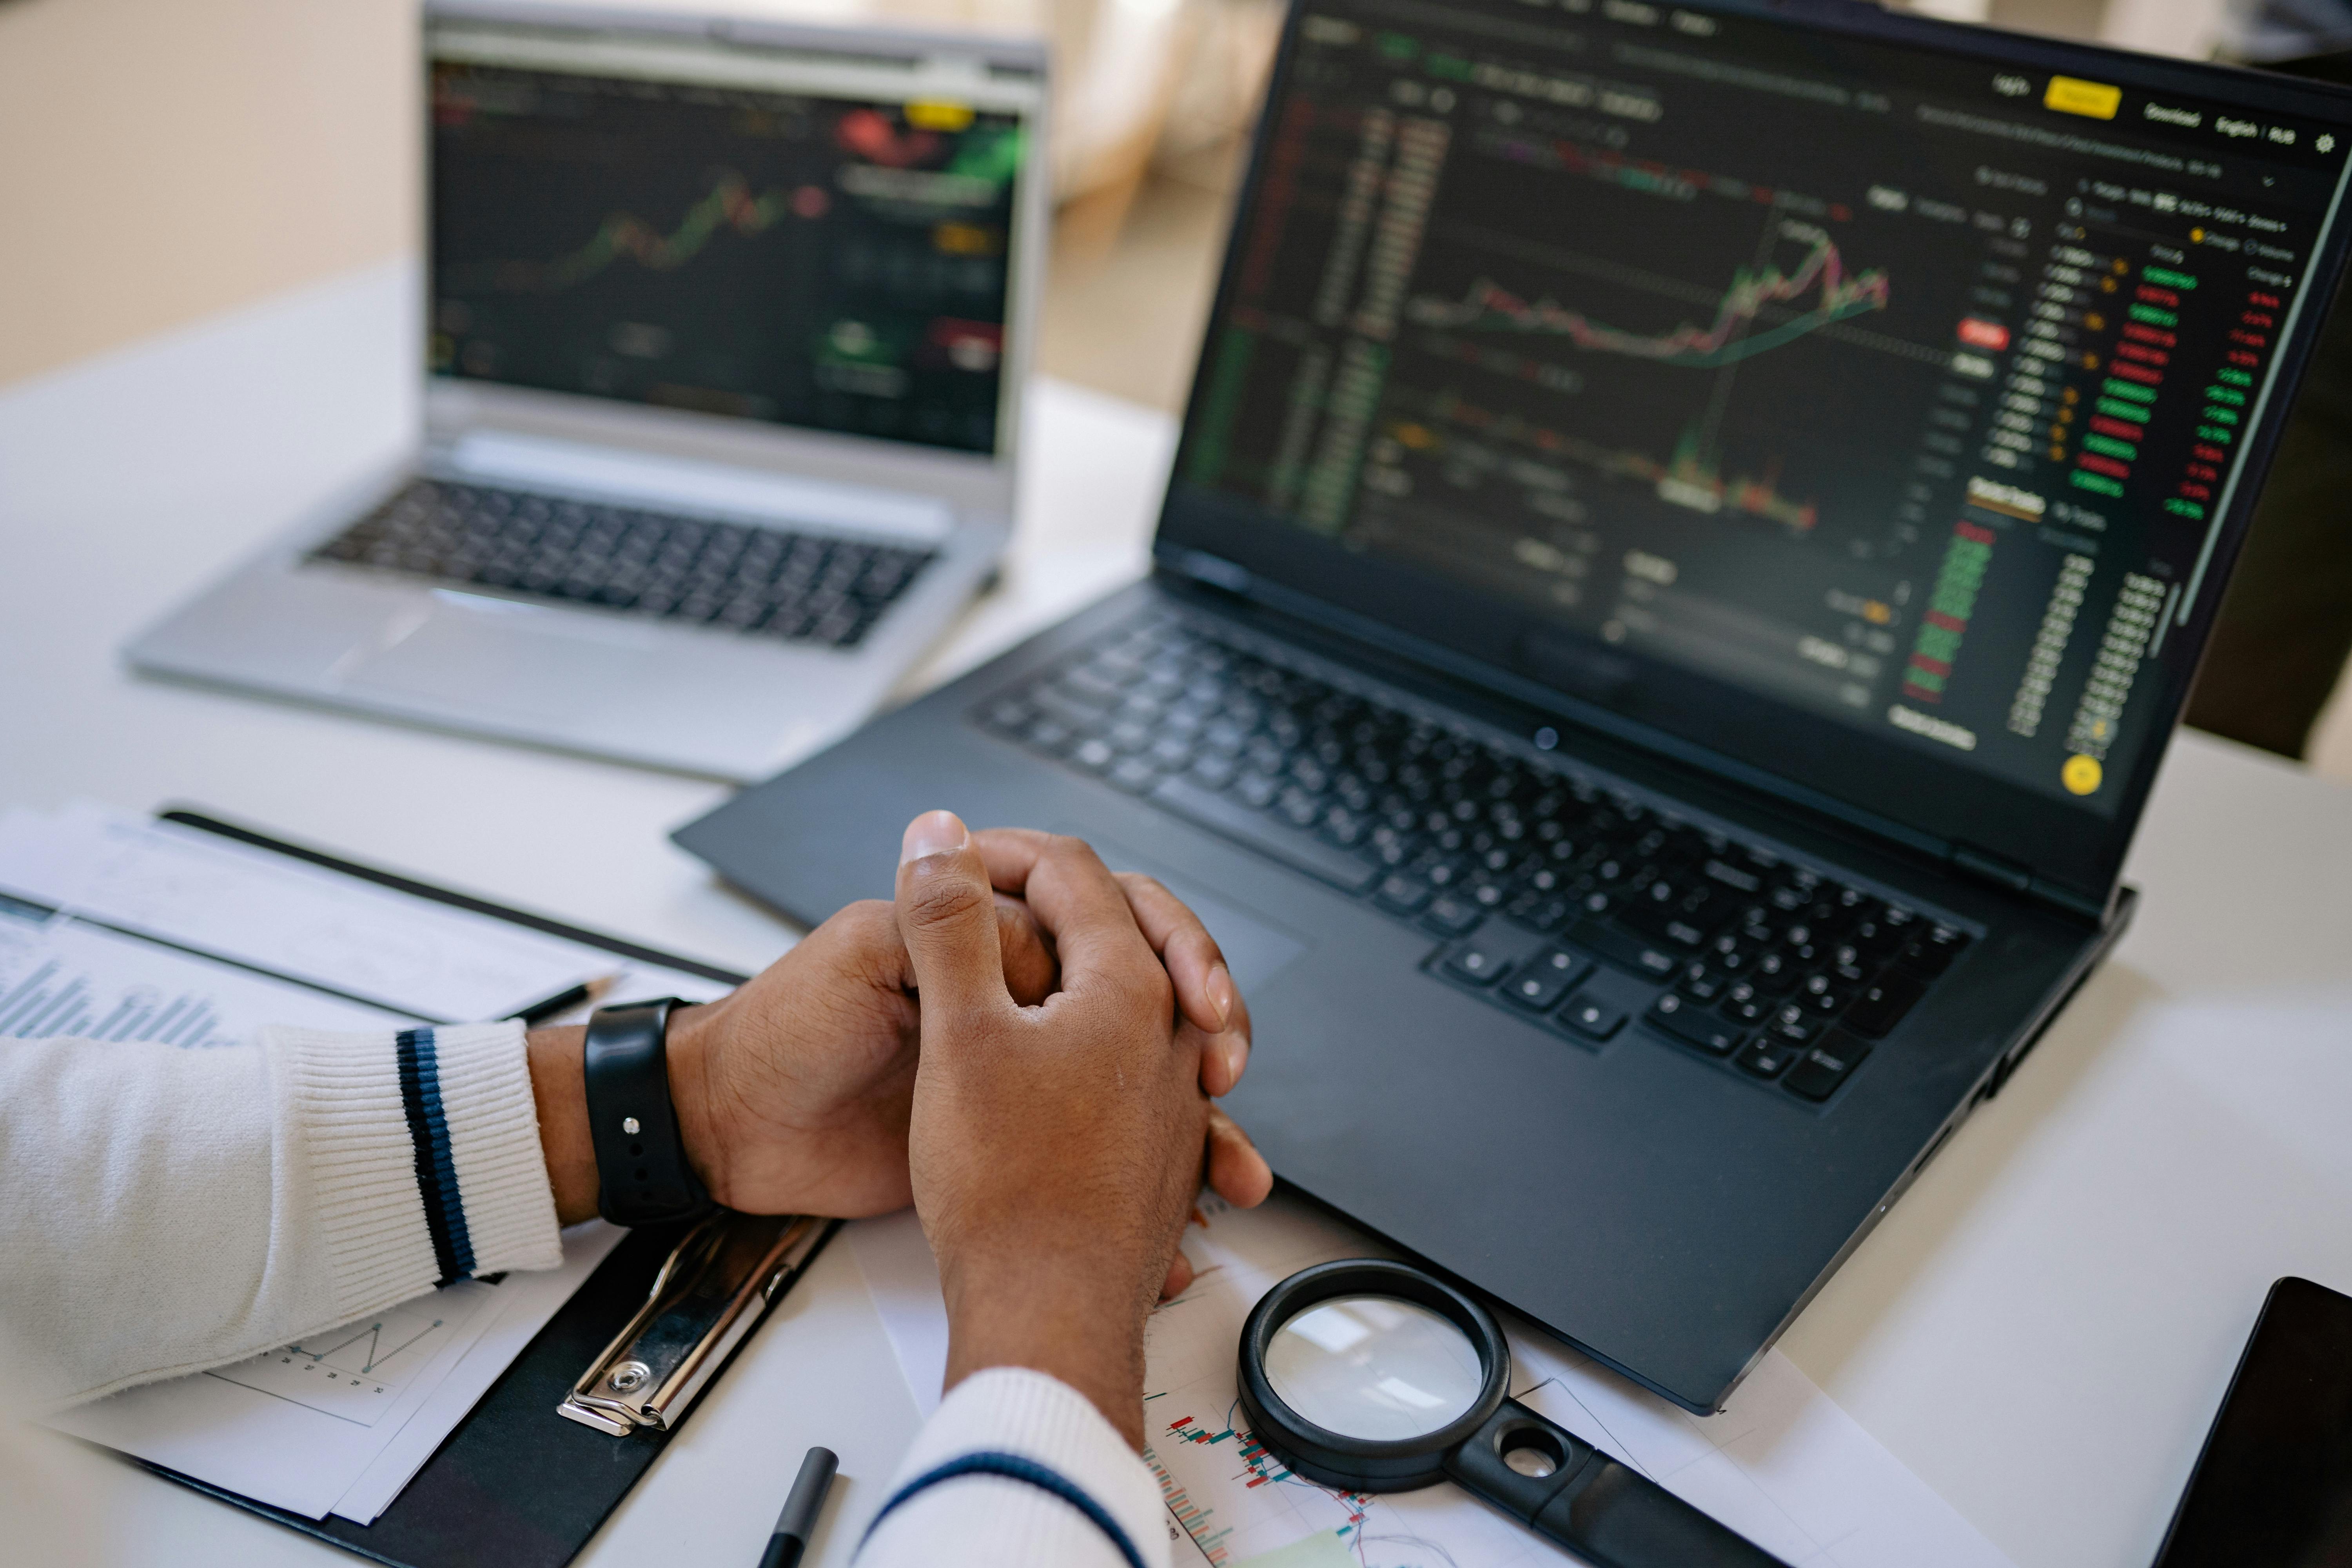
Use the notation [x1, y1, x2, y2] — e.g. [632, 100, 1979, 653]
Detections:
[582, 999, 713, 1226]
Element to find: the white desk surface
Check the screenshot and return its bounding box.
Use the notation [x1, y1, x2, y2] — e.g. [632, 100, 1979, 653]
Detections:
[4, 260, 2349, 1568]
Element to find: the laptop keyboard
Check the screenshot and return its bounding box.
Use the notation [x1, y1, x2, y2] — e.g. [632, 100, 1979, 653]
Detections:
[312, 479, 938, 649]
[973, 616, 1972, 1106]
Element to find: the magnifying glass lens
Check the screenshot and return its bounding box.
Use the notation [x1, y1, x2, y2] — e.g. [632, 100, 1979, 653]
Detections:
[1262, 1294, 1486, 1441]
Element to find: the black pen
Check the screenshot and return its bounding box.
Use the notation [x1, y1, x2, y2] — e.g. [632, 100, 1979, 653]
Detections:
[504, 973, 619, 1025]
[758, 1446, 838, 1568]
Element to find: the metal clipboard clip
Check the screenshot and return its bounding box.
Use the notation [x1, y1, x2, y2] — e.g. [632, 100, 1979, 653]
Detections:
[559, 1210, 840, 1435]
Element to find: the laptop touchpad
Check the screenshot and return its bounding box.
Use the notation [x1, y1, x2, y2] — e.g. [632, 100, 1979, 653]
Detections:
[339, 599, 662, 724]
[1068, 831, 1312, 998]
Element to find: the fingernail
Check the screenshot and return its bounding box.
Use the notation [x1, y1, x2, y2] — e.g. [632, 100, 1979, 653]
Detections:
[1206, 963, 1236, 1031]
[900, 810, 969, 865]
[1214, 1033, 1247, 1092]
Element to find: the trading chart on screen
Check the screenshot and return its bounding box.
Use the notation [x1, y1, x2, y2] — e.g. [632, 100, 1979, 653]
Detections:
[1177, 0, 2349, 810]
[430, 52, 1026, 454]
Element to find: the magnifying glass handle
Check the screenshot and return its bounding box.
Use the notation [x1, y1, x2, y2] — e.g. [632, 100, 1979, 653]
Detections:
[1445, 1399, 1788, 1568]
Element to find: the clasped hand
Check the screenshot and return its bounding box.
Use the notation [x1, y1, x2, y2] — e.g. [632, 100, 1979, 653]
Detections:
[529, 811, 1272, 1442]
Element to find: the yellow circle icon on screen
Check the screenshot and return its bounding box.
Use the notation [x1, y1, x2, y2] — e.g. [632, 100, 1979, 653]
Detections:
[2063, 755, 2103, 795]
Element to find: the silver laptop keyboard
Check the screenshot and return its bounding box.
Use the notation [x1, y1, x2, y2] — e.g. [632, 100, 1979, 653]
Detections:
[975, 616, 1973, 1107]
[312, 479, 937, 649]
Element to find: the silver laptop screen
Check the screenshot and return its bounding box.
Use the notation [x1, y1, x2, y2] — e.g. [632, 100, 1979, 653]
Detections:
[426, 21, 1040, 457]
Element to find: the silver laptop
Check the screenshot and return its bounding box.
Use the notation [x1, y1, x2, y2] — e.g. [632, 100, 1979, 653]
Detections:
[128, 0, 1050, 780]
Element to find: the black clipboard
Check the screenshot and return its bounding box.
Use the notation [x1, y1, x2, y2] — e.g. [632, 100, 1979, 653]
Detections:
[128, 808, 826, 1568]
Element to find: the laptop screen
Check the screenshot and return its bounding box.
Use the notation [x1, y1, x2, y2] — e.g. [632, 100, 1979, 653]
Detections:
[426, 18, 1041, 457]
[1161, 0, 2352, 898]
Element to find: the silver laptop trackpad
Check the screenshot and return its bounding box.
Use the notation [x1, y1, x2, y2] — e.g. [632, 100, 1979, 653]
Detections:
[338, 597, 665, 724]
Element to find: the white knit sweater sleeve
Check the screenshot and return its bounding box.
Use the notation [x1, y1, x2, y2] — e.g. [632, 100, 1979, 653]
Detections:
[860, 1366, 1169, 1568]
[0, 1022, 562, 1410]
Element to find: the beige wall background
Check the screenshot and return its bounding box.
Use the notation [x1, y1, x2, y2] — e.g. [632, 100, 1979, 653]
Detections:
[0, 0, 1216, 393]
[0, 0, 419, 389]
[0, 0, 2233, 395]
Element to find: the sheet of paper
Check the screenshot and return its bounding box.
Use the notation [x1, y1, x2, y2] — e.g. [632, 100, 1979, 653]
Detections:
[851, 1193, 2014, 1568]
[0, 891, 408, 1044]
[331, 1223, 625, 1524]
[0, 802, 732, 1020]
[50, 1224, 623, 1520]
[849, 1208, 954, 1415]
[3, 801, 732, 1519]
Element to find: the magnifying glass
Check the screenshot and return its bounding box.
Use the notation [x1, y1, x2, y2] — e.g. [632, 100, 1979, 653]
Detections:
[1238, 1259, 1789, 1568]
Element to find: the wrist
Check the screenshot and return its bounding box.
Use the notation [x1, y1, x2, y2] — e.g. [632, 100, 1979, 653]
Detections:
[938, 1245, 1157, 1449]
[530, 1002, 727, 1224]
[661, 998, 729, 1206]
[525, 1025, 599, 1225]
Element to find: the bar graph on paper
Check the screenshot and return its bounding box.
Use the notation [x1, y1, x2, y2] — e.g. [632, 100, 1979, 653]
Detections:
[0, 891, 404, 1048]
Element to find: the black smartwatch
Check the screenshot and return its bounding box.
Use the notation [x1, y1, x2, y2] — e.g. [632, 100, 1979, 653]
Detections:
[582, 999, 713, 1226]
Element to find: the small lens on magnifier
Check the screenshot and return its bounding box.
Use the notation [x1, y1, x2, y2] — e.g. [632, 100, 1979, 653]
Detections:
[1262, 1295, 1485, 1442]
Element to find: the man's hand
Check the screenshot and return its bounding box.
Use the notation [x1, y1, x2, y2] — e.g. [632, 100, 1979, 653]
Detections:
[978, 832, 1273, 1299]
[527, 825, 1271, 1229]
[529, 893, 1055, 1223]
[897, 812, 1234, 1448]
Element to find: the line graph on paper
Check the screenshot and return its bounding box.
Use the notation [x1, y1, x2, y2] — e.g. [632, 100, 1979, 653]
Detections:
[208, 1282, 495, 1425]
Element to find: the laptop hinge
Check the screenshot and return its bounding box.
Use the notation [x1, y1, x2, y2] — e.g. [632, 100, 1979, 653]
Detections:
[1951, 843, 2107, 924]
[1165, 547, 1252, 594]
[1950, 843, 2031, 895]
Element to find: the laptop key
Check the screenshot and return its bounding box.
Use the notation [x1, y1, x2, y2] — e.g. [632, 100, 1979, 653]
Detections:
[1109, 757, 1161, 793]
[1189, 754, 1237, 789]
[1842, 971, 1927, 1038]
[1734, 1037, 1803, 1079]
[1647, 992, 1744, 1056]
[1567, 920, 1679, 979]
[1422, 893, 1484, 936]
[1504, 949, 1590, 1012]
[1798, 978, 1852, 1015]
[1556, 991, 1628, 1042]
[1444, 938, 1514, 987]
[1783, 1036, 1872, 1100]
[1146, 775, 1379, 894]
[1896, 924, 1972, 977]
[1720, 982, 1771, 1025]
[1616, 898, 1718, 948]
[1675, 961, 1725, 1003]
[1375, 874, 1433, 914]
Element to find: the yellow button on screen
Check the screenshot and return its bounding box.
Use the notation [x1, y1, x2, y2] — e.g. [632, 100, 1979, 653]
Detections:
[906, 100, 976, 132]
[2063, 754, 2104, 795]
[2045, 77, 2122, 120]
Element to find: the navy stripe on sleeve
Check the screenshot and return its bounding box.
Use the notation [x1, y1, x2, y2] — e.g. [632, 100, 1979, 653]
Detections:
[394, 1027, 475, 1286]
[859, 1452, 1146, 1568]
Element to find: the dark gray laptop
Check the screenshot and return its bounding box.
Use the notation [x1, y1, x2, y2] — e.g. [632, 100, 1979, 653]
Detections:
[676, 0, 2352, 1411]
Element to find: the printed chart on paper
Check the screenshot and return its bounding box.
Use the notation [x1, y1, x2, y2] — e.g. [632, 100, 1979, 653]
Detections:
[208, 1281, 497, 1425]
[1141, 1197, 1567, 1568]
